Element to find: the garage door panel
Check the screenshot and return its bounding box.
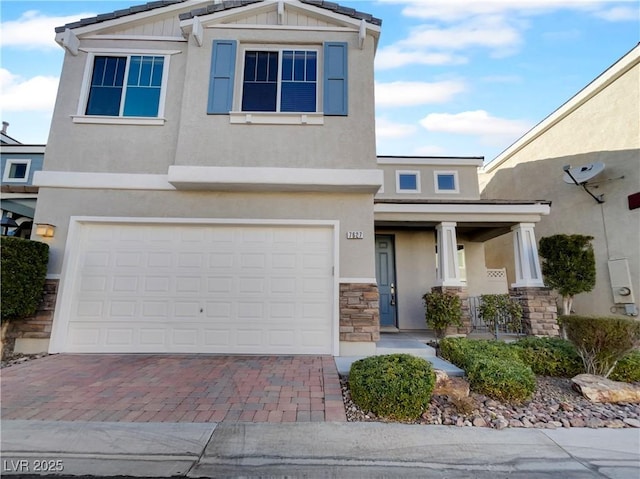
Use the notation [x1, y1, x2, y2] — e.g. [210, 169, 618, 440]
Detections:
[59, 223, 334, 354]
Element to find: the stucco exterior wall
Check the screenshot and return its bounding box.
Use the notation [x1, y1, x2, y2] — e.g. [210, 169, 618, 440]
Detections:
[480, 51, 639, 317]
[376, 161, 481, 200]
[174, 29, 377, 169]
[44, 38, 188, 174]
[34, 188, 376, 279]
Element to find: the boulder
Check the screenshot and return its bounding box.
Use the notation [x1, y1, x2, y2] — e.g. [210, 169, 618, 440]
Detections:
[571, 374, 640, 404]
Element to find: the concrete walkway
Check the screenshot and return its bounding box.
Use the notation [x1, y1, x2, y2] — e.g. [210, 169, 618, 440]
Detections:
[1, 420, 638, 478]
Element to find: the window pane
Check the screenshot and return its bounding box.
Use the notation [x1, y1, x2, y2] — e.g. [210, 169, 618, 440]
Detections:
[281, 82, 315, 112]
[399, 174, 417, 190]
[244, 52, 257, 81]
[122, 56, 163, 117]
[86, 87, 122, 115]
[242, 83, 277, 111]
[242, 51, 278, 112]
[294, 51, 305, 81]
[123, 87, 161, 117]
[86, 56, 125, 116]
[139, 56, 153, 86]
[437, 174, 456, 190]
[282, 51, 293, 81]
[151, 57, 164, 86]
[306, 51, 317, 81]
[9, 163, 27, 179]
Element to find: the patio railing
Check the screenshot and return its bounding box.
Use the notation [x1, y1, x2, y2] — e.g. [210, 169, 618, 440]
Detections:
[469, 295, 525, 336]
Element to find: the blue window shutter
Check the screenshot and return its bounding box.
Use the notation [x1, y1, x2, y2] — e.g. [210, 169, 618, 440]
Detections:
[208, 40, 237, 114]
[323, 42, 348, 116]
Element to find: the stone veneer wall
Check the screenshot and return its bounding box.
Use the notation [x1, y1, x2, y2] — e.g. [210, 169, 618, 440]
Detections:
[431, 286, 471, 335]
[6, 279, 58, 356]
[339, 283, 380, 343]
[510, 287, 559, 337]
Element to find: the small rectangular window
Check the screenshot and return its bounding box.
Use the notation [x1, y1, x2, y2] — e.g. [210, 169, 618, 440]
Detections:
[396, 171, 420, 193]
[3, 159, 31, 183]
[434, 171, 459, 193]
[241, 49, 317, 113]
[85, 55, 165, 118]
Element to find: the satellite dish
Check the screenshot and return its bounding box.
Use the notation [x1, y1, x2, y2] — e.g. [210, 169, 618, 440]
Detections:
[563, 162, 605, 185]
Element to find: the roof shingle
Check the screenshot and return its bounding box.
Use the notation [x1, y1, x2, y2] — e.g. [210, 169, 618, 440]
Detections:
[55, 0, 381, 33]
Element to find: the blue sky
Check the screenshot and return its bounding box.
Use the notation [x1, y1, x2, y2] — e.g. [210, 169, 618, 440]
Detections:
[1, 0, 638, 162]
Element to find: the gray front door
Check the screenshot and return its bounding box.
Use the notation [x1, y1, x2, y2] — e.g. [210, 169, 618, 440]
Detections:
[375, 235, 397, 327]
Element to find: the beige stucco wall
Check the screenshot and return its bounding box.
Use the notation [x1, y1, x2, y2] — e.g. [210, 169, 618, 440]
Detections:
[480, 51, 639, 317]
[174, 29, 377, 169]
[44, 38, 188, 174]
[375, 229, 502, 330]
[376, 162, 481, 200]
[45, 11, 377, 173]
[35, 188, 376, 279]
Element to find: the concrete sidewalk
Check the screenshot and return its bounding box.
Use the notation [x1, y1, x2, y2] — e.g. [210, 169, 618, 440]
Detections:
[2, 420, 638, 478]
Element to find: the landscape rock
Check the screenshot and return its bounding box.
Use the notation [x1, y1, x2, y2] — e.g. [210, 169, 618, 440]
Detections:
[433, 375, 470, 398]
[572, 374, 640, 404]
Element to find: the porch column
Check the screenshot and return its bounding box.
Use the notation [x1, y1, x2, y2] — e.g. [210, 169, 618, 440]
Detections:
[511, 223, 544, 288]
[436, 222, 463, 286]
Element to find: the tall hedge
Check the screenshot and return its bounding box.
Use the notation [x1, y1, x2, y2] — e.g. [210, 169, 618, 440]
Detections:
[1, 237, 49, 320]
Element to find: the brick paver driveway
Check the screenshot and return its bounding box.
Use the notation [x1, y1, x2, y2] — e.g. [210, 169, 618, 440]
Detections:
[0, 354, 346, 423]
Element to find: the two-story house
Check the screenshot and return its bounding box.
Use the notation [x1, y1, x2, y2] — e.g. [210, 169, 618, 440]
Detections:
[1, 122, 45, 239]
[32, 0, 556, 358]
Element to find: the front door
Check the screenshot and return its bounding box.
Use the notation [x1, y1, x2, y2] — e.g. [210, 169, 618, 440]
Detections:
[375, 235, 397, 328]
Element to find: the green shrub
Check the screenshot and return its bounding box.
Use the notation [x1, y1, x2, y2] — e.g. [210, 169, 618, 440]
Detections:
[513, 337, 584, 377]
[1, 237, 49, 320]
[423, 291, 462, 339]
[466, 357, 536, 403]
[562, 315, 640, 378]
[349, 354, 435, 421]
[478, 294, 523, 336]
[439, 337, 519, 370]
[439, 337, 534, 403]
[609, 350, 640, 383]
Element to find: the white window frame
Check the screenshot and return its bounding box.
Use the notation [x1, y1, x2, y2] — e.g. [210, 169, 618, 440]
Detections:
[234, 44, 322, 116]
[3, 159, 31, 183]
[73, 48, 177, 126]
[396, 170, 420, 194]
[434, 170, 459, 194]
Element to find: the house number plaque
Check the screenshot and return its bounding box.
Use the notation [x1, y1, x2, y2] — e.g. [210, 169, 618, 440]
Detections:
[346, 231, 364, 239]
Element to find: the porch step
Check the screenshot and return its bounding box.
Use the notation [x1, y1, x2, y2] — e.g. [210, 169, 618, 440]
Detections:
[334, 354, 464, 377]
[375, 336, 436, 357]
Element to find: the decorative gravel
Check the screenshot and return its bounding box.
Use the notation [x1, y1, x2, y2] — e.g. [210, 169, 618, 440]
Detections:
[340, 375, 640, 429]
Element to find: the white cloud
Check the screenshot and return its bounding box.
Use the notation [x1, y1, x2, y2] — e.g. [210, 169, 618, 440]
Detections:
[375, 117, 418, 139]
[387, 0, 627, 21]
[412, 145, 447, 156]
[419, 110, 532, 145]
[375, 1, 638, 69]
[594, 5, 639, 21]
[1, 10, 95, 49]
[375, 47, 467, 69]
[0, 69, 59, 112]
[375, 80, 466, 107]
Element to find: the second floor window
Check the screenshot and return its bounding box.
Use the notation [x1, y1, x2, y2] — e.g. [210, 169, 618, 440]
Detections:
[241, 50, 317, 113]
[86, 55, 165, 117]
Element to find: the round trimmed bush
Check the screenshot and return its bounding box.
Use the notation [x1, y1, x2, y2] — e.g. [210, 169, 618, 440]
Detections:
[466, 357, 535, 404]
[349, 354, 435, 421]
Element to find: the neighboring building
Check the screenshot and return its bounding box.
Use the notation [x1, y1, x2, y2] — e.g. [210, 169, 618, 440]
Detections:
[480, 44, 640, 318]
[32, 0, 554, 357]
[1, 121, 45, 239]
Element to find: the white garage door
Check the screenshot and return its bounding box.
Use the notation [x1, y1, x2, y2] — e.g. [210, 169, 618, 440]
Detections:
[53, 222, 335, 354]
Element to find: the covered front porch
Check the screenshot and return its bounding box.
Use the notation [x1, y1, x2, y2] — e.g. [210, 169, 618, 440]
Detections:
[373, 199, 554, 335]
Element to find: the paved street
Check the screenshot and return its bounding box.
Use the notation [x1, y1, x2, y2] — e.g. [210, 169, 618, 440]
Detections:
[2, 421, 639, 478]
